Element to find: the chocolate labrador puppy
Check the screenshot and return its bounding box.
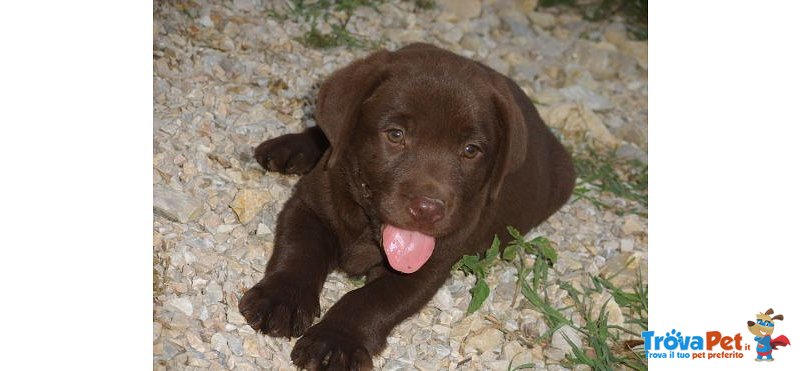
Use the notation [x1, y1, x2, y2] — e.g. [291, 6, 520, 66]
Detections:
[239, 43, 575, 370]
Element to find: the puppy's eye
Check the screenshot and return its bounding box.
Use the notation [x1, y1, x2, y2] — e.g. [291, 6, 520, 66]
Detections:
[463, 144, 481, 159]
[385, 129, 404, 144]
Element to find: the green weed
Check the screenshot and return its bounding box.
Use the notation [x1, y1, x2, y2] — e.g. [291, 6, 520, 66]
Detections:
[455, 228, 647, 370]
[572, 149, 647, 216]
[408, 0, 436, 11]
[453, 236, 501, 313]
[269, 0, 387, 49]
[503, 226, 557, 308]
[561, 279, 647, 370]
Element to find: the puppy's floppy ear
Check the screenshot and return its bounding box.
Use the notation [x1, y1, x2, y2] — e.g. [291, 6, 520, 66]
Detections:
[315, 50, 391, 169]
[488, 74, 527, 201]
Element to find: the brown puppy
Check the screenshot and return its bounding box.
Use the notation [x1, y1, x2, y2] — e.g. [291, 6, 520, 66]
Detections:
[240, 43, 576, 370]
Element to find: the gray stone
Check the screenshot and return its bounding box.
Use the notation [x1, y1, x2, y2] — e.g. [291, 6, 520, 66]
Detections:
[187, 357, 211, 368]
[499, 9, 532, 37]
[460, 33, 483, 52]
[548, 325, 583, 361]
[229, 189, 270, 224]
[153, 322, 162, 342]
[233, 0, 257, 12]
[465, 328, 504, 353]
[437, 25, 463, 45]
[438, 0, 482, 19]
[227, 305, 247, 325]
[615, 142, 648, 164]
[204, 281, 223, 304]
[383, 359, 413, 371]
[511, 60, 540, 83]
[533, 35, 570, 58]
[485, 55, 510, 75]
[539, 103, 621, 149]
[225, 333, 245, 356]
[166, 297, 194, 316]
[559, 85, 614, 111]
[621, 41, 647, 70]
[601, 252, 646, 288]
[154, 185, 204, 223]
[256, 222, 271, 236]
[621, 215, 646, 236]
[432, 286, 453, 311]
[210, 332, 228, 354]
[243, 337, 261, 357]
[198, 15, 214, 28]
[529, 11, 556, 28]
[162, 339, 185, 361]
[215, 224, 237, 234]
[574, 42, 620, 81]
[589, 292, 625, 327]
[186, 330, 208, 352]
[603, 22, 628, 47]
[620, 238, 635, 252]
[616, 120, 648, 148]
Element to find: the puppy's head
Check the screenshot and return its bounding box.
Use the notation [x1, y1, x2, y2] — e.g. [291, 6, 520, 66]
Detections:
[315, 47, 526, 273]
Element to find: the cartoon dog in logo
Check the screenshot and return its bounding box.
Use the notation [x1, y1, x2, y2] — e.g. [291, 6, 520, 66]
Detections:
[747, 308, 791, 361]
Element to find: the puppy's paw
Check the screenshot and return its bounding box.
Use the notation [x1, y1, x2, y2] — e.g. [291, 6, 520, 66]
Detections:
[254, 133, 323, 175]
[238, 278, 321, 338]
[291, 324, 373, 371]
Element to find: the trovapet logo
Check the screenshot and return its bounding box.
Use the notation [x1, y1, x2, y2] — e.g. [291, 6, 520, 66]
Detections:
[642, 307, 792, 362]
[641, 329, 745, 360]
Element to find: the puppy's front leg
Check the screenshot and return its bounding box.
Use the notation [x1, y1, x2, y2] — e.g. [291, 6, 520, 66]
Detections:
[291, 253, 454, 370]
[239, 196, 336, 338]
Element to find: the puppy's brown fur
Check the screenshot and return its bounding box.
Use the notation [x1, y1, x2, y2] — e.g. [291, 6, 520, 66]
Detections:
[240, 43, 575, 370]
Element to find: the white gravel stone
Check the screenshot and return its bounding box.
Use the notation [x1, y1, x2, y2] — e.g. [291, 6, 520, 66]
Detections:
[559, 85, 614, 111]
[549, 325, 583, 361]
[210, 332, 228, 354]
[154, 186, 205, 223]
[166, 297, 194, 316]
[225, 333, 245, 356]
[621, 214, 646, 235]
[229, 189, 271, 224]
[432, 285, 453, 311]
[529, 11, 556, 28]
[438, 0, 482, 19]
[465, 328, 504, 353]
[186, 330, 208, 352]
[255, 222, 270, 236]
[620, 238, 635, 252]
[204, 281, 223, 304]
[540, 103, 621, 149]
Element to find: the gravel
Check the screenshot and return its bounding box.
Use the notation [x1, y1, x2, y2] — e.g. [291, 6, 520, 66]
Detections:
[548, 325, 584, 361]
[153, 0, 647, 369]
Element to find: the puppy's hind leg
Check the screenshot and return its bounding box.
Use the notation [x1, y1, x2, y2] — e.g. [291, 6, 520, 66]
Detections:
[254, 126, 329, 175]
[239, 196, 336, 338]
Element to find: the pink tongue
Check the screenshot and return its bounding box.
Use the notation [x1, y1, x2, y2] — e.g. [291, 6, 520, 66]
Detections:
[382, 225, 435, 273]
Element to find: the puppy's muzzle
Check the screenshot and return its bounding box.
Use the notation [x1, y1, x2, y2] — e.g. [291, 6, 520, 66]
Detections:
[408, 196, 445, 226]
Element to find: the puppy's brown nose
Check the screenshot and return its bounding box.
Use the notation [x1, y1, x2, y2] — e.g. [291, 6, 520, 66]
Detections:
[747, 321, 755, 327]
[408, 196, 445, 225]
